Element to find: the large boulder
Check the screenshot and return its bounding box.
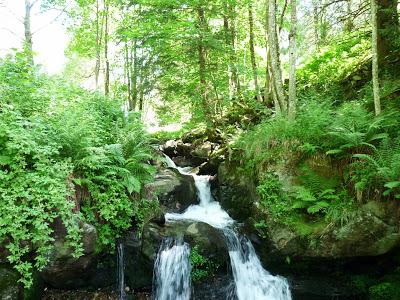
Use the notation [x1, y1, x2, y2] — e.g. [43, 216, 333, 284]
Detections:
[123, 220, 229, 292]
[266, 201, 400, 258]
[0, 265, 20, 300]
[218, 160, 400, 259]
[41, 222, 99, 289]
[216, 162, 258, 222]
[141, 221, 228, 266]
[144, 168, 197, 213]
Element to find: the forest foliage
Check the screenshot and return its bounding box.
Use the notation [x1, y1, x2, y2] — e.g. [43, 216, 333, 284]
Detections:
[0, 52, 156, 286]
[1, 0, 400, 296]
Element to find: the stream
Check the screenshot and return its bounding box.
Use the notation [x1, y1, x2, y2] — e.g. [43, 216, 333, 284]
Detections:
[151, 156, 292, 300]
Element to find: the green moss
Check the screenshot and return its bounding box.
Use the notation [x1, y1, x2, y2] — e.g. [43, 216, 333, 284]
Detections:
[287, 215, 327, 237]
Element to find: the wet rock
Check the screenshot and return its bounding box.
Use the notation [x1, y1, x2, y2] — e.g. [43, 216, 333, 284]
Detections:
[144, 168, 197, 213]
[141, 221, 228, 265]
[190, 141, 215, 159]
[172, 156, 192, 167]
[160, 140, 193, 158]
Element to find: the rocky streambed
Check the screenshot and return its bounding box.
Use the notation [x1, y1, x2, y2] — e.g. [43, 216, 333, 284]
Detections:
[2, 132, 400, 299]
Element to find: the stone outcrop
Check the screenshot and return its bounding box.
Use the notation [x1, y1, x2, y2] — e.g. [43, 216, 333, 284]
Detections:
[217, 160, 400, 259]
[144, 168, 197, 213]
[41, 222, 99, 289]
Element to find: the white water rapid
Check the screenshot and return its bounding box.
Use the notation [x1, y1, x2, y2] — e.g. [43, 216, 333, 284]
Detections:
[117, 242, 126, 300]
[153, 237, 192, 300]
[154, 155, 292, 300]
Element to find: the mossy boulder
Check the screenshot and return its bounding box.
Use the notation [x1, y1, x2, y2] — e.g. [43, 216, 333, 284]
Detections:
[216, 161, 258, 222]
[0, 265, 19, 300]
[40, 223, 98, 289]
[144, 168, 197, 213]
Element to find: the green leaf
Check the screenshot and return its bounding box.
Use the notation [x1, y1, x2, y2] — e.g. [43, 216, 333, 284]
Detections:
[384, 181, 400, 189]
[326, 149, 343, 155]
[124, 175, 141, 194]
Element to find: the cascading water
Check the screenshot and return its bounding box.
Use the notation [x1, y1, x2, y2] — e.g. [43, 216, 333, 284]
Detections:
[153, 237, 192, 300]
[154, 155, 292, 300]
[223, 229, 291, 300]
[117, 242, 126, 300]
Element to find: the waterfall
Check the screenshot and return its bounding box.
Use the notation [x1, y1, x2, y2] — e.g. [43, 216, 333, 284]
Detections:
[153, 237, 192, 300]
[117, 242, 126, 300]
[154, 155, 292, 300]
[223, 229, 291, 300]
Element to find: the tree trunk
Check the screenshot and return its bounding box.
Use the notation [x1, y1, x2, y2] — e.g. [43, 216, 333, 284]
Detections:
[263, 0, 271, 106]
[124, 42, 132, 110]
[288, 0, 297, 120]
[24, 0, 34, 64]
[228, 3, 240, 96]
[249, 4, 262, 102]
[95, 0, 102, 89]
[223, 5, 234, 98]
[197, 6, 211, 119]
[376, 0, 399, 64]
[131, 40, 138, 110]
[344, 0, 354, 32]
[104, 0, 110, 95]
[268, 0, 287, 113]
[312, 0, 320, 51]
[371, 0, 381, 116]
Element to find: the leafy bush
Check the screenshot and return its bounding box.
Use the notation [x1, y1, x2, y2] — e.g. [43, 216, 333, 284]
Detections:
[298, 30, 370, 91]
[189, 245, 220, 282]
[369, 282, 400, 300]
[256, 173, 291, 220]
[0, 52, 156, 286]
[351, 138, 400, 200]
[0, 105, 83, 287]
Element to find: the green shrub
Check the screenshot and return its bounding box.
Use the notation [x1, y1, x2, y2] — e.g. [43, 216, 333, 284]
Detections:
[0, 52, 156, 286]
[369, 282, 400, 300]
[256, 173, 291, 220]
[190, 245, 220, 282]
[0, 105, 83, 287]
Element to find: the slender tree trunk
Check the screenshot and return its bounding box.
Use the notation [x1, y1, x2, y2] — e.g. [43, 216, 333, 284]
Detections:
[104, 0, 110, 95]
[344, 0, 354, 32]
[228, 3, 240, 96]
[95, 0, 102, 89]
[197, 5, 211, 119]
[131, 40, 138, 110]
[312, 0, 320, 51]
[268, 0, 287, 113]
[288, 0, 297, 120]
[24, 0, 34, 64]
[223, 5, 234, 98]
[249, 4, 262, 102]
[124, 42, 132, 110]
[376, 0, 399, 64]
[263, 0, 271, 106]
[371, 0, 381, 116]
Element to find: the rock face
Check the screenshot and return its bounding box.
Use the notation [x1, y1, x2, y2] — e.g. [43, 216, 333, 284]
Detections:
[123, 220, 229, 292]
[41, 222, 100, 289]
[217, 161, 400, 259]
[216, 162, 258, 222]
[0, 265, 20, 300]
[159, 137, 225, 175]
[267, 201, 400, 258]
[144, 168, 197, 213]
